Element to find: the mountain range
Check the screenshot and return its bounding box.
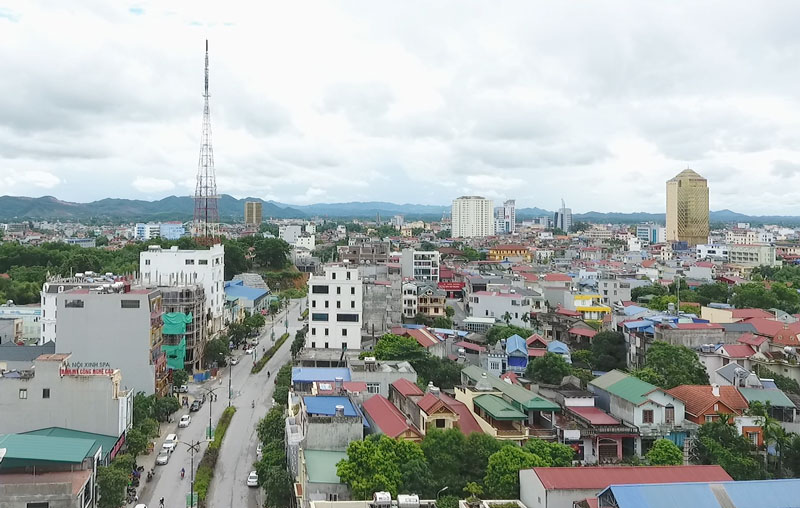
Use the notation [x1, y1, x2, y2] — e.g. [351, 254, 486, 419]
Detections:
[0, 195, 798, 225]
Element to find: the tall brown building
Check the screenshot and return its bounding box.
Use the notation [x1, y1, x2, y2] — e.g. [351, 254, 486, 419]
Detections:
[244, 201, 262, 226]
[666, 168, 709, 246]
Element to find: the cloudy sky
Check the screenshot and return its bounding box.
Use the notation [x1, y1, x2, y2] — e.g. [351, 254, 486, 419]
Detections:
[2, 1, 800, 213]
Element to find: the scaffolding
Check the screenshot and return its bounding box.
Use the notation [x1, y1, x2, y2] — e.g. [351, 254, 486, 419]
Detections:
[160, 285, 207, 372]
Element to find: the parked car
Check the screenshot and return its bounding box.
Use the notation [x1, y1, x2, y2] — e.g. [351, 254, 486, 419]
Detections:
[162, 433, 177, 452]
[179, 415, 192, 428]
[190, 400, 202, 412]
[256, 443, 262, 459]
[247, 470, 259, 487]
[156, 450, 170, 465]
[231, 357, 240, 365]
[245, 348, 254, 355]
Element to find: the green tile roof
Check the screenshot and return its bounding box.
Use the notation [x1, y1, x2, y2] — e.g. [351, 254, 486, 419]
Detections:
[461, 365, 560, 412]
[22, 427, 118, 463]
[738, 388, 796, 408]
[473, 394, 527, 420]
[304, 449, 347, 484]
[603, 375, 659, 405]
[589, 369, 629, 390]
[0, 434, 95, 468]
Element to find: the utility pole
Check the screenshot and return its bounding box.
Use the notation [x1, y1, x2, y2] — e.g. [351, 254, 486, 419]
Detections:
[180, 440, 201, 507]
[201, 386, 219, 440]
[228, 358, 233, 408]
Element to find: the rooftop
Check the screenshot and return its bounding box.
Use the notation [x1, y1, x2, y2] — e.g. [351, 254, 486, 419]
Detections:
[473, 394, 527, 420]
[0, 470, 92, 496]
[292, 367, 352, 383]
[0, 434, 96, 467]
[531, 464, 731, 490]
[738, 388, 796, 408]
[22, 427, 119, 464]
[304, 449, 347, 484]
[391, 377, 424, 397]
[462, 366, 560, 412]
[361, 394, 422, 439]
[0, 341, 55, 362]
[666, 385, 748, 417]
[568, 406, 620, 425]
[303, 396, 358, 417]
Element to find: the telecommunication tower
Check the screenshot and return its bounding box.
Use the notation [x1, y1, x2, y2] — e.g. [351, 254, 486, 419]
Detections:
[193, 39, 220, 243]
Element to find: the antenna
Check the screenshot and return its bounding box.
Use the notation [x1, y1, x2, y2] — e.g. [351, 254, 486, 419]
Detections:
[193, 39, 220, 244]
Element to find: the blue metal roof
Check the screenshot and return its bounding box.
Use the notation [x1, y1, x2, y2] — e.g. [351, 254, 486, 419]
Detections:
[292, 367, 351, 383]
[602, 479, 800, 508]
[303, 396, 358, 416]
[505, 334, 527, 355]
[624, 320, 651, 329]
[547, 340, 569, 355]
[223, 280, 268, 301]
[623, 305, 650, 316]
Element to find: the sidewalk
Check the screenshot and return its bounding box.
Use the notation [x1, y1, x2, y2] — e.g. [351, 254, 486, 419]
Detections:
[135, 418, 180, 501]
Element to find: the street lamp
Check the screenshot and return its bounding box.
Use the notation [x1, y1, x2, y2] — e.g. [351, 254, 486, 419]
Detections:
[178, 440, 201, 507]
[200, 386, 219, 440]
[437, 486, 449, 499]
[228, 356, 233, 408]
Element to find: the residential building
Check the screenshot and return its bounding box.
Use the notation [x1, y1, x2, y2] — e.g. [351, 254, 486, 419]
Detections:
[337, 241, 390, 265]
[244, 201, 263, 226]
[280, 225, 304, 245]
[223, 280, 269, 315]
[388, 379, 468, 435]
[362, 394, 423, 441]
[400, 248, 440, 282]
[41, 274, 120, 344]
[636, 223, 666, 245]
[598, 278, 632, 305]
[135, 222, 162, 241]
[572, 294, 612, 321]
[597, 479, 800, 508]
[402, 281, 446, 321]
[159, 222, 186, 240]
[65, 237, 96, 248]
[519, 465, 732, 508]
[391, 215, 404, 229]
[0, 317, 22, 344]
[347, 356, 417, 398]
[296, 234, 316, 251]
[494, 200, 516, 234]
[728, 244, 779, 267]
[140, 244, 225, 335]
[307, 266, 363, 350]
[160, 285, 207, 370]
[553, 199, 572, 232]
[488, 244, 531, 262]
[696, 243, 729, 261]
[0, 353, 132, 439]
[297, 395, 364, 451]
[726, 229, 774, 245]
[296, 448, 350, 507]
[666, 384, 749, 425]
[451, 196, 495, 238]
[666, 168, 709, 246]
[468, 288, 534, 328]
[54, 284, 169, 395]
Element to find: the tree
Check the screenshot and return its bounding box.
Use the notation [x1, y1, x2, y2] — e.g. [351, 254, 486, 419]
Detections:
[641, 341, 708, 389]
[138, 418, 159, 439]
[445, 306, 455, 318]
[204, 337, 230, 367]
[125, 428, 148, 458]
[414, 312, 432, 325]
[571, 222, 591, 232]
[262, 466, 294, 507]
[152, 396, 180, 422]
[172, 369, 189, 388]
[95, 236, 109, 247]
[462, 247, 481, 262]
[732, 282, 800, 314]
[693, 418, 766, 480]
[461, 432, 504, 484]
[421, 429, 469, 494]
[245, 312, 266, 330]
[631, 284, 668, 302]
[694, 282, 730, 306]
[373, 334, 428, 362]
[571, 349, 594, 370]
[526, 353, 571, 385]
[484, 446, 546, 498]
[630, 367, 666, 387]
[524, 438, 574, 466]
[755, 365, 800, 395]
[254, 238, 291, 270]
[110, 453, 136, 474]
[223, 241, 248, 279]
[591, 331, 627, 371]
[291, 330, 306, 358]
[97, 465, 129, 508]
[647, 439, 683, 465]
[132, 392, 154, 425]
[257, 406, 286, 446]
[432, 316, 453, 329]
[486, 324, 532, 345]
[337, 435, 431, 499]
[259, 223, 279, 237]
[502, 312, 512, 325]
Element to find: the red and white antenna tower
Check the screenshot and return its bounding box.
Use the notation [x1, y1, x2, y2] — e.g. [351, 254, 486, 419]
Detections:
[193, 39, 220, 243]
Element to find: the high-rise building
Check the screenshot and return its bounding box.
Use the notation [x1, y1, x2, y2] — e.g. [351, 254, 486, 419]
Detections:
[451, 196, 494, 238]
[502, 199, 516, 233]
[666, 168, 709, 246]
[307, 265, 363, 350]
[553, 199, 572, 232]
[244, 201, 262, 226]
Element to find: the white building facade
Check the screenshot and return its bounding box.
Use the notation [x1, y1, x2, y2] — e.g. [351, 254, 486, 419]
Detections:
[139, 244, 225, 335]
[0, 304, 41, 341]
[399, 248, 440, 282]
[307, 266, 363, 350]
[280, 225, 303, 245]
[468, 289, 533, 328]
[451, 196, 495, 238]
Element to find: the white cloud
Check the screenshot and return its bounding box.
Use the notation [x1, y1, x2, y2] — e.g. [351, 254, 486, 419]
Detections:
[132, 177, 175, 193]
[0, 169, 60, 189]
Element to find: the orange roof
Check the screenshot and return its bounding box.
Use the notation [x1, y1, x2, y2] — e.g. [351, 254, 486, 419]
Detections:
[641, 259, 657, 268]
[666, 385, 748, 417]
[544, 273, 572, 282]
[417, 393, 452, 414]
[526, 333, 547, 346]
[491, 244, 528, 251]
[745, 318, 789, 337]
[773, 324, 800, 347]
[391, 378, 424, 397]
[731, 308, 774, 320]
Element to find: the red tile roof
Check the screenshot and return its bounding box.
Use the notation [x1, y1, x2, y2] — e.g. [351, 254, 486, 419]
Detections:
[526, 334, 547, 347]
[342, 381, 367, 393]
[720, 344, 755, 359]
[362, 395, 421, 439]
[391, 378, 424, 397]
[439, 393, 483, 435]
[694, 261, 714, 268]
[500, 372, 520, 385]
[530, 465, 732, 490]
[520, 273, 539, 282]
[675, 323, 724, 330]
[745, 318, 788, 337]
[569, 327, 597, 338]
[666, 385, 748, 417]
[737, 333, 767, 347]
[731, 308, 774, 320]
[417, 393, 450, 414]
[641, 259, 657, 268]
[392, 327, 440, 348]
[773, 324, 800, 347]
[544, 273, 572, 282]
[455, 341, 486, 353]
[556, 306, 582, 317]
[568, 406, 620, 425]
[528, 348, 547, 357]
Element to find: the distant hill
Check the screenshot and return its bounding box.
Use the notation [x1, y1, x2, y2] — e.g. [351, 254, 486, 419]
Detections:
[0, 195, 303, 222]
[2, 195, 800, 225]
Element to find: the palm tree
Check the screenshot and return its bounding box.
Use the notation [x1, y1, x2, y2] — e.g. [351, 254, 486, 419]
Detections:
[502, 311, 512, 325]
[521, 312, 530, 326]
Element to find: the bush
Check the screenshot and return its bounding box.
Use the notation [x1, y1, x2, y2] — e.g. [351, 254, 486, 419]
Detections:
[196, 406, 237, 506]
[252, 333, 290, 374]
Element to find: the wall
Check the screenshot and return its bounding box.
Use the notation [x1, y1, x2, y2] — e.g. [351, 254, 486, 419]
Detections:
[0, 306, 41, 341]
[303, 418, 363, 451]
[654, 327, 726, 349]
[0, 479, 85, 508]
[469, 293, 532, 328]
[519, 469, 596, 508]
[307, 266, 363, 350]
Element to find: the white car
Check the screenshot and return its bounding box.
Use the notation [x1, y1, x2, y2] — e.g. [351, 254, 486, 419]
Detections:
[156, 450, 170, 465]
[256, 443, 262, 459]
[231, 357, 240, 365]
[247, 470, 259, 487]
[179, 415, 192, 428]
[245, 348, 254, 355]
[135, 505, 148, 508]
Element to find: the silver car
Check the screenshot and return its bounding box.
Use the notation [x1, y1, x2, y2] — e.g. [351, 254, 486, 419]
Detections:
[156, 450, 170, 465]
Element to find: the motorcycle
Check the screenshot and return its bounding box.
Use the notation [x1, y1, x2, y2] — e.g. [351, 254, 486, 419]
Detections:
[146, 469, 154, 482]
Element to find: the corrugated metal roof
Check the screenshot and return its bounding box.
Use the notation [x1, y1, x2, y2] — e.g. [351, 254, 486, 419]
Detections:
[532, 465, 731, 490]
[292, 367, 351, 383]
[604, 376, 659, 405]
[473, 394, 527, 420]
[303, 396, 358, 416]
[304, 449, 347, 484]
[461, 365, 560, 411]
[391, 377, 424, 397]
[22, 427, 117, 463]
[0, 341, 56, 362]
[361, 395, 421, 439]
[589, 369, 629, 390]
[738, 388, 796, 408]
[0, 434, 95, 465]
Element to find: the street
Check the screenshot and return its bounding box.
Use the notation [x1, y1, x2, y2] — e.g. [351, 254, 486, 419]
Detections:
[138, 298, 304, 508]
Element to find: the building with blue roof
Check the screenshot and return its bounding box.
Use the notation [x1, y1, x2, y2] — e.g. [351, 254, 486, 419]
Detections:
[598, 478, 800, 508]
[303, 396, 358, 417]
[505, 334, 528, 373]
[547, 340, 571, 363]
[223, 280, 269, 314]
[292, 367, 351, 393]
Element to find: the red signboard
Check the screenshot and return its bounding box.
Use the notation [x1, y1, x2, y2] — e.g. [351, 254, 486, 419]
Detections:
[60, 368, 116, 376]
[438, 282, 465, 291]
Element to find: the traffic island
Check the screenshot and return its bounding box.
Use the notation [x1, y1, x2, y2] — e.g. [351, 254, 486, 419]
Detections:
[194, 406, 236, 508]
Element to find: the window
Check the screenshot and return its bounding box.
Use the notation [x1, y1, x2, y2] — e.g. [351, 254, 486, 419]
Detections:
[312, 285, 329, 294]
[325, 342, 329, 348]
[311, 328, 316, 335]
[19, 388, 27, 399]
[342, 329, 347, 336]
[199, 259, 208, 265]
[337, 287, 341, 295]
[436, 419, 446, 428]
[665, 405, 674, 424]
[332, 272, 336, 280]
[42, 388, 50, 399]
[337, 313, 359, 322]
[324, 328, 329, 336]
[185, 259, 195, 265]
[642, 409, 654, 423]
[65, 299, 84, 308]
[324, 300, 329, 308]
[121, 300, 140, 309]
[337, 301, 341, 309]
[350, 287, 355, 295]
[145, 259, 151, 265]
[747, 431, 759, 445]
[351, 301, 355, 308]
[27, 503, 49, 508]
[311, 342, 316, 348]
[705, 415, 714, 423]
[312, 300, 316, 308]
[311, 313, 329, 322]
[367, 382, 380, 394]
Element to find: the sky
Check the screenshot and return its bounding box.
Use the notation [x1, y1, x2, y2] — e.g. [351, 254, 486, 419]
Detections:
[2, 1, 800, 213]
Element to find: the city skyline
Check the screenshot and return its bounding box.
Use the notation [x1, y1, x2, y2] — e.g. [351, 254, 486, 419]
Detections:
[3, 2, 800, 213]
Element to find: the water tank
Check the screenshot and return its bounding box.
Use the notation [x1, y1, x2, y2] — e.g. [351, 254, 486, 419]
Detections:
[397, 494, 420, 508]
[373, 491, 391, 508]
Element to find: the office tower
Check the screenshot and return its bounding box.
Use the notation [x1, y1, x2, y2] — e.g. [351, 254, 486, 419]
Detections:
[666, 168, 709, 246]
[451, 196, 495, 238]
[502, 199, 516, 234]
[307, 266, 363, 350]
[244, 201, 263, 226]
[553, 199, 573, 232]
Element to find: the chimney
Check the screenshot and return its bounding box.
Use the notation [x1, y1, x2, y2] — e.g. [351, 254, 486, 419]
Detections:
[335, 377, 344, 392]
[711, 384, 720, 397]
[335, 405, 345, 417]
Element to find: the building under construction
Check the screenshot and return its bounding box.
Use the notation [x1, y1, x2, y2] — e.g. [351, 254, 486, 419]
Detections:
[160, 285, 207, 371]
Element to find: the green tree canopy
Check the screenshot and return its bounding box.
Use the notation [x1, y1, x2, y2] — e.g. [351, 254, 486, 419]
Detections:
[693, 418, 766, 480]
[732, 282, 800, 314]
[524, 439, 575, 466]
[172, 369, 189, 388]
[254, 238, 291, 270]
[484, 446, 546, 498]
[631, 283, 668, 302]
[373, 334, 428, 362]
[125, 428, 148, 458]
[97, 466, 129, 508]
[637, 341, 709, 389]
[486, 324, 533, 346]
[204, 337, 230, 367]
[591, 331, 627, 371]
[526, 352, 571, 385]
[647, 439, 683, 465]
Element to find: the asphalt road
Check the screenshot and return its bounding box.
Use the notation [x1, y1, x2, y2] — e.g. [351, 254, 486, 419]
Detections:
[138, 298, 304, 508]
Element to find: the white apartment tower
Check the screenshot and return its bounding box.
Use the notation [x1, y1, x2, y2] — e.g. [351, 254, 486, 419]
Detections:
[451, 196, 495, 238]
[307, 265, 363, 350]
[499, 200, 516, 234]
[139, 244, 225, 335]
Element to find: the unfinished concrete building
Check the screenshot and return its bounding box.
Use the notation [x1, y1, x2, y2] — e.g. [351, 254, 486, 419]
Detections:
[160, 285, 207, 371]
